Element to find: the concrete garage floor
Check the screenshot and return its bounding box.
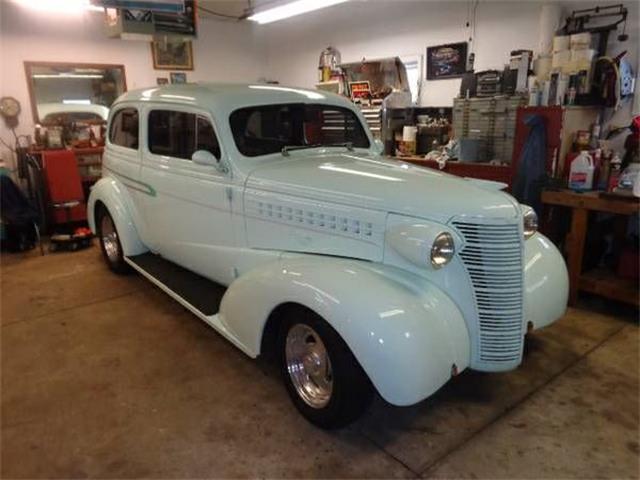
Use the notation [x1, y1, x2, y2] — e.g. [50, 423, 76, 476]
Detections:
[1, 246, 638, 479]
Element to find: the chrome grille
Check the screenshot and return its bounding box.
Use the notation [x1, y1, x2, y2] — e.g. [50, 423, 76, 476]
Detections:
[453, 220, 524, 366]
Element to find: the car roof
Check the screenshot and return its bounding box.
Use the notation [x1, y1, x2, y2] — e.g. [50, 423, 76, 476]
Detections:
[114, 82, 355, 115]
[38, 102, 110, 120]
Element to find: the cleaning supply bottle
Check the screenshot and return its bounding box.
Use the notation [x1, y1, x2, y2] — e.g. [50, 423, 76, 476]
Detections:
[569, 150, 595, 191]
[592, 148, 602, 188]
[608, 154, 623, 192]
[598, 150, 612, 190]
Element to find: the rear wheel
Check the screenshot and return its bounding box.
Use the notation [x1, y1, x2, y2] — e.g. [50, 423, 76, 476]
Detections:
[96, 206, 130, 274]
[278, 306, 374, 429]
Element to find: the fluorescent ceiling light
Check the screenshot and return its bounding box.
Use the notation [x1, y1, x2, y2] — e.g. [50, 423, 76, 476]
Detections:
[63, 99, 92, 105]
[33, 74, 104, 79]
[248, 0, 349, 25]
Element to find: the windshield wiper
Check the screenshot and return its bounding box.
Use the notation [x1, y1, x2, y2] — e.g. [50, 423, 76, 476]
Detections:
[281, 142, 354, 156]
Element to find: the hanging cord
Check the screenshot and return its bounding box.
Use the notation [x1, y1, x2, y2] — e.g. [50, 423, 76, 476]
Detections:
[1, 131, 30, 153]
[471, 0, 478, 52]
[197, 0, 253, 21]
[464, 0, 479, 55]
[24, 153, 47, 233]
[464, 0, 471, 41]
[0, 135, 15, 152]
[197, 4, 243, 20]
[465, 0, 471, 43]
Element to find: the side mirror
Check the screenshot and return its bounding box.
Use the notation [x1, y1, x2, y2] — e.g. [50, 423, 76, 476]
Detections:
[192, 149, 220, 167]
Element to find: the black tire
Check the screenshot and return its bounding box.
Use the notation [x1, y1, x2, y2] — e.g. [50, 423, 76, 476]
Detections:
[278, 306, 374, 429]
[95, 205, 130, 274]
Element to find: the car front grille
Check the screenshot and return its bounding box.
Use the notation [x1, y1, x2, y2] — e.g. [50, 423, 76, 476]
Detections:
[452, 219, 524, 368]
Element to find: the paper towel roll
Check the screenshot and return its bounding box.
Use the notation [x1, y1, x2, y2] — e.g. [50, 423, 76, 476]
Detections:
[402, 126, 417, 142]
[534, 54, 553, 80]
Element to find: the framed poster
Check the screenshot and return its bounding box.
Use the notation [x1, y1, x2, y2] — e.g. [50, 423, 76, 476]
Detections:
[170, 72, 187, 84]
[151, 39, 193, 70]
[348, 81, 371, 101]
[426, 42, 467, 80]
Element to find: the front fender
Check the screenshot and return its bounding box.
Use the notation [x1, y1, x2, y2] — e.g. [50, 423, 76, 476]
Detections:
[219, 256, 470, 406]
[87, 177, 147, 256]
[524, 233, 569, 330]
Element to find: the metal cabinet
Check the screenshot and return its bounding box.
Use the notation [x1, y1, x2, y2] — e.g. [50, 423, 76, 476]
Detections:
[453, 96, 527, 163]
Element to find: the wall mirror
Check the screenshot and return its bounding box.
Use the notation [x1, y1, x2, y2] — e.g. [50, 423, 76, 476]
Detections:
[24, 62, 127, 125]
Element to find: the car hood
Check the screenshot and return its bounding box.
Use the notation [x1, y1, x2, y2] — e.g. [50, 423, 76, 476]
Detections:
[245, 152, 519, 222]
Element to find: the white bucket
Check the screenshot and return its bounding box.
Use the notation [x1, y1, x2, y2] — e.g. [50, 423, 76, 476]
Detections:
[402, 126, 418, 142]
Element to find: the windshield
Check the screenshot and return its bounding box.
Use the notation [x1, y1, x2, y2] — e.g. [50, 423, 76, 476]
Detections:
[229, 103, 370, 157]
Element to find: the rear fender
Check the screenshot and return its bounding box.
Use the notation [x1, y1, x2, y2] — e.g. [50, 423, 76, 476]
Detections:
[87, 177, 147, 256]
[219, 255, 470, 406]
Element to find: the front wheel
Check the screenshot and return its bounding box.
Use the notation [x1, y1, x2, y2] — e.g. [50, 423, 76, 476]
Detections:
[279, 307, 374, 429]
[96, 206, 130, 274]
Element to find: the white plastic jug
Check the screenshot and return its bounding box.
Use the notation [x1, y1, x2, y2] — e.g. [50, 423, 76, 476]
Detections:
[569, 151, 595, 191]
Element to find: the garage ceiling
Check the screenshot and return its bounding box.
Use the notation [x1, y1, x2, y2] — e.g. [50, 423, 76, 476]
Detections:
[197, 0, 274, 20]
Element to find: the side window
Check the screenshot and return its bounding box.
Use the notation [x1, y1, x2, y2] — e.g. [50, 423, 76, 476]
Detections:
[148, 110, 195, 160]
[109, 108, 139, 149]
[196, 116, 221, 159]
[148, 110, 220, 161]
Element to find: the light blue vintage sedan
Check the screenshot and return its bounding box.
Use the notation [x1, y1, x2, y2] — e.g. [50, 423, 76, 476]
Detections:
[88, 83, 568, 428]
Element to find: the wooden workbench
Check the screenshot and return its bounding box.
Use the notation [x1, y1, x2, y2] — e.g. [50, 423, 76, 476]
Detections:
[541, 189, 640, 306]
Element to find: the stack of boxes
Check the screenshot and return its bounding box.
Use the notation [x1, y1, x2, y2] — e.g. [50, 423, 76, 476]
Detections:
[544, 33, 597, 105]
[553, 33, 597, 72]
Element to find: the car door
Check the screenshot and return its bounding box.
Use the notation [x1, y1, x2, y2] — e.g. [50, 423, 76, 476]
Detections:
[139, 104, 236, 285]
[104, 106, 153, 245]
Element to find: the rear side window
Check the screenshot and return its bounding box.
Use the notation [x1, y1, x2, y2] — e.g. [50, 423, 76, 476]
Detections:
[109, 108, 139, 149]
[148, 110, 220, 160]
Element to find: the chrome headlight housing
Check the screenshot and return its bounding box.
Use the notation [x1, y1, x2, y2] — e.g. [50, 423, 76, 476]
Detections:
[431, 232, 455, 269]
[522, 205, 538, 240]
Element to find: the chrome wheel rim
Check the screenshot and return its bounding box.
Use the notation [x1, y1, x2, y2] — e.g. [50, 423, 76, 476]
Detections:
[285, 324, 333, 409]
[100, 214, 119, 263]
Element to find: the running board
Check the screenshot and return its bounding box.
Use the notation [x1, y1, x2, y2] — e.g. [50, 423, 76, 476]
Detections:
[125, 253, 256, 358]
[126, 253, 225, 316]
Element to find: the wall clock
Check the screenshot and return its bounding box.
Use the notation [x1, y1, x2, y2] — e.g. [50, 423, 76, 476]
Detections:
[0, 96, 21, 119]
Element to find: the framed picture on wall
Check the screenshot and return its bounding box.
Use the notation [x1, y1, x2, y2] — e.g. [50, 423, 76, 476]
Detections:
[170, 72, 187, 84]
[156, 77, 169, 85]
[151, 39, 194, 70]
[426, 42, 467, 80]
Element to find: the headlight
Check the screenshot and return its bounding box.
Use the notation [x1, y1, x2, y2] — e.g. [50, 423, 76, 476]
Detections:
[431, 232, 455, 269]
[522, 205, 538, 240]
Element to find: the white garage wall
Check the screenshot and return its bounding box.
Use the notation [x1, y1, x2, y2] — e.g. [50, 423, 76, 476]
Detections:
[258, 0, 544, 106]
[0, 1, 266, 170]
[259, 0, 638, 114]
